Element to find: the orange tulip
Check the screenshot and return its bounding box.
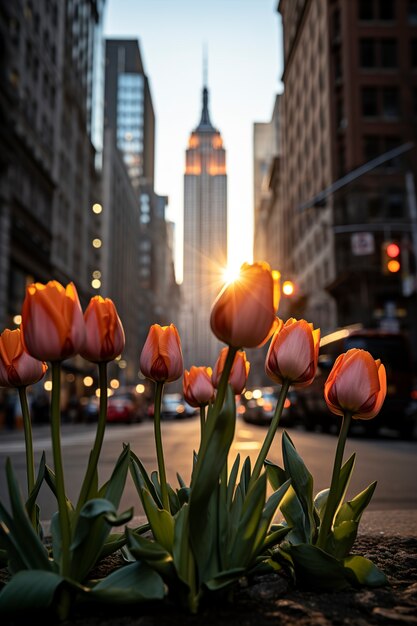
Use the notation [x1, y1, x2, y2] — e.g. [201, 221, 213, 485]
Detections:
[266, 318, 320, 388]
[210, 262, 280, 348]
[183, 366, 215, 407]
[212, 347, 250, 395]
[0, 328, 47, 387]
[80, 296, 125, 363]
[21, 281, 85, 361]
[324, 348, 387, 420]
[140, 324, 183, 383]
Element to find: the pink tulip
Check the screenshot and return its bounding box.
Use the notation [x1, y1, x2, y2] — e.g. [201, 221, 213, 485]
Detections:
[212, 347, 250, 395]
[21, 281, 85, 361]
[324, 348, 387, 420]
[183, 366, 215, 407]
[210, 262, 280, 348]
[266, 318, 320, 387]
[0, 328, 47, 387]
[80, 296, 125, 363]
[140, 324, 183, 383]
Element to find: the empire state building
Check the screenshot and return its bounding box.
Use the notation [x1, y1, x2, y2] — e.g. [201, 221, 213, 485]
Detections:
[182, 85, 227, 368]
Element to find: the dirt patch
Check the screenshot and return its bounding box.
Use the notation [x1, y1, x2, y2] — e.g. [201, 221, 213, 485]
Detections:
[2, 535, 417, 625]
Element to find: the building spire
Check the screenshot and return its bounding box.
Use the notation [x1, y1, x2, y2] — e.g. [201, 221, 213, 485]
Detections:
[196, 43, 215, 132]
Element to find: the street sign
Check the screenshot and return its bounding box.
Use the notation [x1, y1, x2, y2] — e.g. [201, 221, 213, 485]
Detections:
[351, 232, 375, 256]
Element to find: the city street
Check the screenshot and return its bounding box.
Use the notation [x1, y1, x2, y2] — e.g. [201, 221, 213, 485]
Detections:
[0, 416, 416, 521]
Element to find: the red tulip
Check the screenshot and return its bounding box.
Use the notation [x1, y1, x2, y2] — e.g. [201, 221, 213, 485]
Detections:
[140, 324, 183, 383]
[324, 348, 387, 420]
[21, 281, 85, 361]
[0, 328, 47, 387]
[183, 366, 215, 407]
[210, 262, 280, 348]
[80, 296, 125, 362]
[266, 318, 320, 388]
[212, 347, 250, 395]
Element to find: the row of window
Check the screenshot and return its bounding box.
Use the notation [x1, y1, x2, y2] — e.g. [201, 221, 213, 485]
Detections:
[361, 86, 400, 118]
[360, 38, 417, 69]
[358, 0, 417, 22]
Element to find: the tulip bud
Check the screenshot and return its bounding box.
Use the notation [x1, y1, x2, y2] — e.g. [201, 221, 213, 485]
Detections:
[183, 366, 215, 407]
[0, 328, 48, 387]
[140, 324, 183, 383]
[210, 262, 280, 348]
[266, 318, 320, 388]
[21, 281, 85, 361]
[324, 348, 387, 420]
[212, 347, 250, 395]
[80, 296, 125, 363]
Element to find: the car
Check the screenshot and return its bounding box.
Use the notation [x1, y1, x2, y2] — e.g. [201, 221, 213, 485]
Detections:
[107, 392, 142, 424]
[294, 327, 416, 437]
[147, 393, 198, 420]
[79, 396, 99, 423]
[241, 386, 297, 427]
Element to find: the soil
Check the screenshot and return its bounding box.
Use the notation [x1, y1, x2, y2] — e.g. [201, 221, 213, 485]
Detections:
[15, 534, 414, 626]
[2, 535, 417, 625]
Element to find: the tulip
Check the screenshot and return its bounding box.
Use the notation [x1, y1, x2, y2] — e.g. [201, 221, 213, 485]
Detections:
[140, 324, 183, 383]
[265, 318, 320, 388]
[212, 347, 250, 395]
[81, 296, 125, 363]
[21, 280, 85, 361]
[210, 262, 280, 348]
[183, 366, 215, 408]
[317, 348, 387, 550]
[324, 348, 387, 420]
[0, 328, 47, 387]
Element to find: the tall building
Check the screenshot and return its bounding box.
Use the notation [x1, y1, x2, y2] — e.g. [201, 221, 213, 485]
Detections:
[104, 39, 155, 192]
[0, 0, 105, 324]
[276, 0, 417, 348]
[182, 85, 227, 368]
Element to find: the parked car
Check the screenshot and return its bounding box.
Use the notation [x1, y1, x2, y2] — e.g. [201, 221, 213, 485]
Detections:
[147, 393, 198, 420]
[241, 386, 298, 427]
[295, 327, 415, 437]
[79, 396, 99, 423]
[107, 392, 142, 424]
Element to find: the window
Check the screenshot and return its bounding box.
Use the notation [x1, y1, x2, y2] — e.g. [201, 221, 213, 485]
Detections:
[410, 0, 417, 23]
[359, 0, 374, 20]
[411, 39, 417, 67]
[378, 0, 394, 20]
[362, 87, 378, 116]
[382, 87, 399, 118]
[364, 135, 380, 161]
[381, 39, 397, 67]
[359, 39, 376, 67]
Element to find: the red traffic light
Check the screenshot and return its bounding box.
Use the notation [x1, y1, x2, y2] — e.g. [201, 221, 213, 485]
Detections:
[386, 243, 400, 258]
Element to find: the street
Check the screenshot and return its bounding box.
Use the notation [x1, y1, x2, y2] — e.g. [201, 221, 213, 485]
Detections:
[0, 416, 416, 520]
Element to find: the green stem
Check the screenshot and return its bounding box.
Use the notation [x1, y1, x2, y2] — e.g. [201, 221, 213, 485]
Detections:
[250, 379, 291, 487]
[77, 362, 108, 511]
[154, 381, 169, 511]
[50, 361, 70, 576]
[18, 386, 35, 498]
[213, 346, 238, 416]
[199, 405, 206, 439]
[316, 411, 352, 550]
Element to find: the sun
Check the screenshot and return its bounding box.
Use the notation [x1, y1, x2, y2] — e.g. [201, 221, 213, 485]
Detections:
[222, 263, 242, 285]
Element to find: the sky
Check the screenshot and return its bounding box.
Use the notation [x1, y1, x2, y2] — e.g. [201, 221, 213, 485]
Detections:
[104, 0, 283, 282]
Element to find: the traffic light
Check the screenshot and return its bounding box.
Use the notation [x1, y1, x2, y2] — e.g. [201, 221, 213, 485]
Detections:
[381, 241, 401, 275]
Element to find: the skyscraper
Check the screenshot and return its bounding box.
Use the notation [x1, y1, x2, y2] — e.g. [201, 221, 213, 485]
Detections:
[182, 85, 227, 368]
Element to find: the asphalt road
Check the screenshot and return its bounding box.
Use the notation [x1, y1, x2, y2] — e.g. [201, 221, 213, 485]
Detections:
[0, 416, 416, 520]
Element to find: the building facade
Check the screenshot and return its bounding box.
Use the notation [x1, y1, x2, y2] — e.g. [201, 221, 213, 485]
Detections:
[182, 86, 227, 368]
[277, 0, 417, 347]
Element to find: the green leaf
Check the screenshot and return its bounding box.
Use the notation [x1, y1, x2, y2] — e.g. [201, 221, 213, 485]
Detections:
[99, 532, 126, 559]
[0, 570, 67, 613]
[239, 456, 252, 499]
[279, 484, 309, 544]
[333, 453, 356, 518]
[288, 543, 351, 591]
[88, 562, 165, 603]
[25, 452, 46, 525]
[172, 504, 196, 592]
[126, 528, 175, 581]
[282, 432, 315, 542]
[264, 460, 288, 491]
[71, 499, 133, 550]
[129, 449, 163, 509]
[2, 460, 51, 572]
[313, 488, 329, 522]
[252, 479, 291, 557]
[227, 454, 240, 509]
[205, 566, 246, 591]
[262, 524, 292, 551]
[343, 555, 387, 587]
[336, 481, 377, 526]
[177, 472, 187, 489]
[329, 520, 359, 559]
[141, 489, 175, 552]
